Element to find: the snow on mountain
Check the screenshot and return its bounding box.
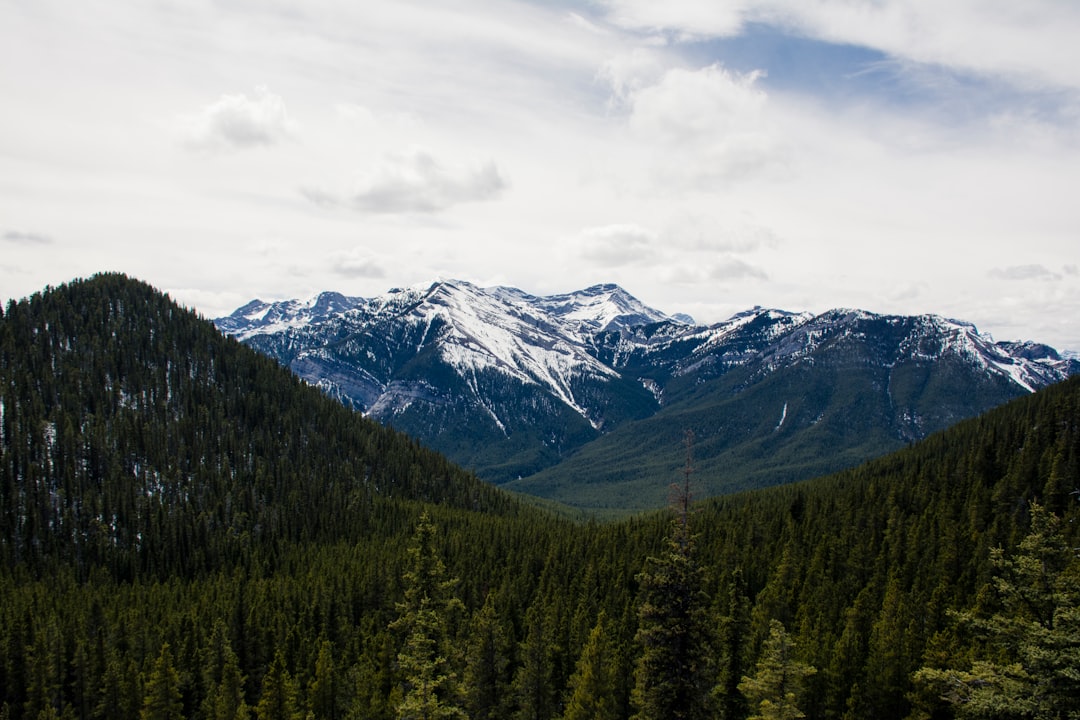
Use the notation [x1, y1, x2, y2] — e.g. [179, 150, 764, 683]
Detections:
[216, 279, 1077, 449]
[218, 281, 1076, 407]
[526, 283, 677, 333]
[400, 280, 619, 426]
[215, 291, 363, 340]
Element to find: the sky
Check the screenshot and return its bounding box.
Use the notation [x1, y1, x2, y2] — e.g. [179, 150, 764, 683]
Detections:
[2, 0, 1080, 351]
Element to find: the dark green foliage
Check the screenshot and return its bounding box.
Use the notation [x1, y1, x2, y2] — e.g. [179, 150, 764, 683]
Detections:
[508, 325, 1037, 512]
[254, 651, 300, 720]
[912, 503, 1080, 719]
[462, 593, 513, 720]
[2, 275, 1080, 720]
[737, 621, 815, 720]
[141, 644, 184, 720]
[390, 513, 467, 720]
[561, 612, 619, 720]
[632, 509, 715, 720]
[0, 273, 518, 580]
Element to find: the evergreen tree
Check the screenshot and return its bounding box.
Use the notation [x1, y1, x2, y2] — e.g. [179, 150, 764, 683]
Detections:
[737, 620, 816, 720]
[201, 621, 251, 720]
[631, 434, 715, 720]
[912, 502, 1080, 719]
[390, 513, 467, 720]
[511, 602, 558, 720]
[308, 640, 339, 720]
[560, 612, 618, 720]
[714, 569, 751, 720]
[207, 644, 250, 720]
[463, 593, 512, 720]
[255, 651, 301, 720]
[141, 644, 184, 720]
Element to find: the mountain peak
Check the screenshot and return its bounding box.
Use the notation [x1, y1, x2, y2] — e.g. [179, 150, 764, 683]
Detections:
[532, 283, 672, 332]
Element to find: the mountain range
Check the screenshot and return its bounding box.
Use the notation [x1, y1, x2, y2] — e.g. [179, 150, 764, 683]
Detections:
[4, 273, 1080, 720]
[216, 279, 1079, 511]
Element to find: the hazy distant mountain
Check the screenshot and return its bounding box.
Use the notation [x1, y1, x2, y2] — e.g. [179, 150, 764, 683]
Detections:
[217, 280, 1078, 510]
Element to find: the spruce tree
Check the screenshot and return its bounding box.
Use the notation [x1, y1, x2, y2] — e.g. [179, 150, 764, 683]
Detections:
[389, 513, 467, 720]
[561, 612, 618, 720]
[308, 640, 339, 720]
[631, 432, 715, 720]
[204, 643, 249, 720]
[511, 602, 558, 720]
[714, 568, 751, 720]
[737, 620, 816, 720]
[141, 644, 184, 720]
[255, 650, 300, 720]
[463, 593, 512, 720]
[912, 502, 1080, 719]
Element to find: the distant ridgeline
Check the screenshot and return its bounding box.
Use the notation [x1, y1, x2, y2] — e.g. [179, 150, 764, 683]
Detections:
[1, 273, 1078, 720]
[215, 280, 1078, 512]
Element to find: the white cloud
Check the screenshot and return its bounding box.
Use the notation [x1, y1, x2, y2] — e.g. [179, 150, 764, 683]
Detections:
[600, 0, 744, 39]
[619, 63, 787, 186]
[601, 0, 1080, 93]
[178, 86, 297, 152]
[574, 224, 659, 266]
[330, 249, 387, 279]
[305, 148, 508, 215]
[663, 215, 782, 254]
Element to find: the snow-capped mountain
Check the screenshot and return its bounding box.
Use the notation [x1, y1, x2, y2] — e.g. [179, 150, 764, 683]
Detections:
[216, 280, 1077, 507]
[216, 291, 364, 339]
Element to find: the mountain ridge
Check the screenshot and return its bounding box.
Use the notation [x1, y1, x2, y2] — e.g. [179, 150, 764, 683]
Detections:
[216, 279, 1078, 509]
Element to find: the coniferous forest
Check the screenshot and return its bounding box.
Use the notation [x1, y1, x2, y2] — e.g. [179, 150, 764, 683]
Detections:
[2, 274, 1079, 719]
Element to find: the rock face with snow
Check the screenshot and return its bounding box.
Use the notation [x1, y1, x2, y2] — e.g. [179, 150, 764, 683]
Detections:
[216, 280, 1077, 507]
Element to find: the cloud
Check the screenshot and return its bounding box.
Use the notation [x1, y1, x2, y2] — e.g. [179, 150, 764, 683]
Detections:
[305, 148, 508, 214]
[708, 256, 768, 281]
[989, 264, 1062, 281]
[665, 216, 782, 254]
[600, 0, 744, 40]
[574, 224, 659, 266]
[3, 231, 52, 245]
[618, 63, 787, 185]
[178, 86, 296, 151]
[600, 1, 1080, 94]
[330, 250, 387, 279]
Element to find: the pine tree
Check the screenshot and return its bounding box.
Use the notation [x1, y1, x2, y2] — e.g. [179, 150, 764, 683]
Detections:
[511, 602, 558, 720]
[308, 640, 339, 720]
[141, 644, 184, 720]
[714, 569, 751, 720]
[561, 612, 618, 720]
[738, 620, 816, 720]
[202, 621, 251, 720]
[912, 502, 1080, 719]
[463, 593, 512, 720]
[207, 644, 250, 720]
[390, 513, 467, 720]
[631, 432, 715, 720]
[255, 650, 300, 720]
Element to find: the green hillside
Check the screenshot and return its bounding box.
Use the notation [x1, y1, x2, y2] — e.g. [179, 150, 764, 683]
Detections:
[509, 346, 1025, 512]
[2, 274, 1078, 719]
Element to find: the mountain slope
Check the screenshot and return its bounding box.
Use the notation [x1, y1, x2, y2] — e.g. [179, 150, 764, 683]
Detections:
[0, 274, 520, 577]
[217, 280, 1078, 510]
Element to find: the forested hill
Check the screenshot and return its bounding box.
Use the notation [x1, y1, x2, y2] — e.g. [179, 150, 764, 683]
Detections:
[1, 274, 1078, 720]
[0, 273, 519, 579]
